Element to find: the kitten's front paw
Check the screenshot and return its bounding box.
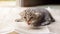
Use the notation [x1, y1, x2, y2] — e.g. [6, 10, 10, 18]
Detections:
[15, 19, 21, 22]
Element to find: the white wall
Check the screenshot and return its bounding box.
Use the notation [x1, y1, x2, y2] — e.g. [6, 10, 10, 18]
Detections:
[16, 0, 24, 7]
[0, 1, 16, 7]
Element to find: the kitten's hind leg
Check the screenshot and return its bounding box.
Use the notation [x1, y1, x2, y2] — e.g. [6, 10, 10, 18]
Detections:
[41, 19, 51, 26]
[41, 14, 52, 26]
[49, 13, 55, 22]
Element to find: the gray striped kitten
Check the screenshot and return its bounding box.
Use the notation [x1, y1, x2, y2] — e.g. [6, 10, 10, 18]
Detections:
[15, 8, 55, 28]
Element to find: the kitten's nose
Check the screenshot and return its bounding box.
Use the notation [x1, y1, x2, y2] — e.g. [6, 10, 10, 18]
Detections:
[27, 21, 31, 25]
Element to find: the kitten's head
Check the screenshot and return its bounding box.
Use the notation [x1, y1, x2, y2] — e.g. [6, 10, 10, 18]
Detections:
[20, 9, 42, 27]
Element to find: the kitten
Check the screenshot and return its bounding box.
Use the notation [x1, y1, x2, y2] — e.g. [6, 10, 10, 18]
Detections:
[15, 8, 55, 28]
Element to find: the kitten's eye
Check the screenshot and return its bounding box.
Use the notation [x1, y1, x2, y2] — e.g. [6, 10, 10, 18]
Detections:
[24, 17, 26, 18]
[31, 17, 33, 19]
[30, 15, 31, 16]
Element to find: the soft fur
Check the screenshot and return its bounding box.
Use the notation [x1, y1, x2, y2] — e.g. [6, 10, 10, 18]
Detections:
[15, 8, 55, 28]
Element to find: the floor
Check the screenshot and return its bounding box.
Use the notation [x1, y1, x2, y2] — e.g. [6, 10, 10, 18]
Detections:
[47, 8, 60, 34]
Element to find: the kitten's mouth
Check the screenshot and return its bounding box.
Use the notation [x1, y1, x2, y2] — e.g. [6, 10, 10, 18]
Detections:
[27, 21, 33, 25]
[27, 21, 32, 25]
[27, 22, 31, 25]
[27, 21, 35, 25]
